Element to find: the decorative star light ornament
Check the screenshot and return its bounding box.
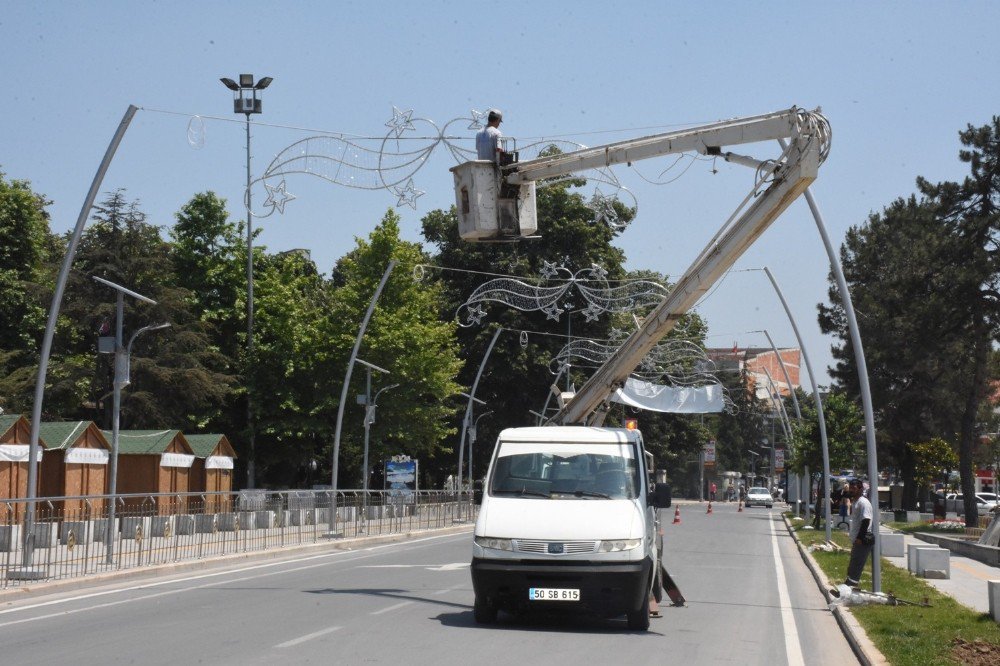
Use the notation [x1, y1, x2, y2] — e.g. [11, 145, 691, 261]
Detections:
[588, 189, 624, 230]
[468, 109, 487, 130]
[393, 178, 424, 209]
[263, 179, 296, 214]
[384, 105, 416, 138]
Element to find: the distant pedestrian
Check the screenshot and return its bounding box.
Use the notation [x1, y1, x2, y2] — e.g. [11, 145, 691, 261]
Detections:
[836, 481, 851, 529]
[709, 481, 717, 502]
[833, 478, 874, 594]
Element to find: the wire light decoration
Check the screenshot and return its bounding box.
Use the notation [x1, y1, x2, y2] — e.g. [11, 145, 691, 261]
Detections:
[456, 261, 669, 327]
[230, 106, 637, 225]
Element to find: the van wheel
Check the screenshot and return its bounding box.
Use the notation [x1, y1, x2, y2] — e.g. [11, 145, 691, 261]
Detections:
[473, 595, 497, 624]
[627, 603, 650, 631]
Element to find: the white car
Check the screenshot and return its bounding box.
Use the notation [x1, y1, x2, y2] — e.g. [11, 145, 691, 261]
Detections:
[946, 493, 999, 512]
[744, 487, 773, 509]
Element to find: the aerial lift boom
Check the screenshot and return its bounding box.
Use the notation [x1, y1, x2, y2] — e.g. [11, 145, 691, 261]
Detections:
[451, 106, 831, 425]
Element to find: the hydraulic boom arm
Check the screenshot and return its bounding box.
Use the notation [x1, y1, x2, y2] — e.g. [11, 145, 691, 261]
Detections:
[533, 107, 831, 425]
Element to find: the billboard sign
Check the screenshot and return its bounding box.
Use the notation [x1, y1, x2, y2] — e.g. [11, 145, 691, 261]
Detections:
[703, 440, 716, 468]
[385, 455, 418, 504]
[774, 448, 785, 472]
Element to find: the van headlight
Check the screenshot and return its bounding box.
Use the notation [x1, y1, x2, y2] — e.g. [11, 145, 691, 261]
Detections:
[598, 539, 642, 553]
[474, 536, 513, 551]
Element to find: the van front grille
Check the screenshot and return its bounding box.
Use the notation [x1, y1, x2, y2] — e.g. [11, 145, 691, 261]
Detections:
[513, 540, 598, 555]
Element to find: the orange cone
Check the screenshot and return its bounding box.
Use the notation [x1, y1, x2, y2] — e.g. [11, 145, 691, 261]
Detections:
[707, 501, 713, 514]
[672, 507, 681, 524]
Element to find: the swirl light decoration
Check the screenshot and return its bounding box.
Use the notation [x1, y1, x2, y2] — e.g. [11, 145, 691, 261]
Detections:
[241, 107, 637, 225]
[456, 261, 669, 327]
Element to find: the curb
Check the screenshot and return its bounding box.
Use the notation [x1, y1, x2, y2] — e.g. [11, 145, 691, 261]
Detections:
[0, 524, 473, 604]
[782, 515, 889, 666]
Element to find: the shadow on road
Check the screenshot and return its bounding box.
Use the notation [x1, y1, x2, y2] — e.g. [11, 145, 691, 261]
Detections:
[434, 608, 665, 635]
[304, 587, 470, 610]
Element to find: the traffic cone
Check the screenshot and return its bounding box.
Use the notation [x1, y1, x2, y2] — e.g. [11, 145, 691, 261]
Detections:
[706, 501, 713, 514]
[672, 507, 681, 524]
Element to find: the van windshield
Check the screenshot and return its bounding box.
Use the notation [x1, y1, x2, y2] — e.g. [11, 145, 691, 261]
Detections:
[489, 441, 640, 499]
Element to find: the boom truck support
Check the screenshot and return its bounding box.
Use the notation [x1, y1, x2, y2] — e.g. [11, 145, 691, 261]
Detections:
[451, 106, 830, 426]
[459, 107, 830, 629]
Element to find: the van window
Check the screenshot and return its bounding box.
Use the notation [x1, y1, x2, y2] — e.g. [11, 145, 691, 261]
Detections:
[489, 441, 640, 499]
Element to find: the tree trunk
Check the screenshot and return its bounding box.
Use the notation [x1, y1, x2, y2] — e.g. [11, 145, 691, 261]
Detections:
[958, 328, 989, 527]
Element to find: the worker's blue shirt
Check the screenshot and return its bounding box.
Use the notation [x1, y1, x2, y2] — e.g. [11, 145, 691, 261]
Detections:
[476, 126, 502, 161]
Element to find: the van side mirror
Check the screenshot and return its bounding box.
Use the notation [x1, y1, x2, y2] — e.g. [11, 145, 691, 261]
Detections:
[650, 482, 672, 508]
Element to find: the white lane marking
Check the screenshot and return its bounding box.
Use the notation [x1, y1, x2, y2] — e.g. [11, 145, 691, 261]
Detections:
[359, 563, 468, 571]
[433, 584, 464, 596]
[770, 514, 805, 666]
[0, 532, 469, 621]
[274, 625, 342, 648]
[370, 600, 414, 615]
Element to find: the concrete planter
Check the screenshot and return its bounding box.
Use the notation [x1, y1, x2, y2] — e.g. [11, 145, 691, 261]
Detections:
[120, 516, 151, 540]
[174, 515, 196, 535]
[0, 525, 20, 551]
[880, 532, 905, 557]
[92, 518, 119, 542]
[194, 514, 217, 534]
[150, 516, 173, 538]
[254, 510, 276, 529]
[32, 522, 58, 549]
[59, 521, 90, 545]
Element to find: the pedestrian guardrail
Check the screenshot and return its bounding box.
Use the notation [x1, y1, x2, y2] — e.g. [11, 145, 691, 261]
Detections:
[1, 490, 476, 588]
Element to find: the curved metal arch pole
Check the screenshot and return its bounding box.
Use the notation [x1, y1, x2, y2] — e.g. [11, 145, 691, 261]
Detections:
[457, 326, 503, 522]
[779, 137, 881, 592]
[761, 328, 805, 519]
[17, 105, 138, 574]
[764, 267, 833, 541]
[329, 259, 396, 537]
[761, 367, 793, 444]
[760, 329, 802, 421]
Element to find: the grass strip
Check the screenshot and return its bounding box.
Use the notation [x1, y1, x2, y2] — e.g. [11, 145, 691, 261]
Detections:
[788, 518, 1000, 666]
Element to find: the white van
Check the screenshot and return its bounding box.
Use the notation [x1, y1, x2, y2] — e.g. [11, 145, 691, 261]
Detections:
[470, 426, 672, 630]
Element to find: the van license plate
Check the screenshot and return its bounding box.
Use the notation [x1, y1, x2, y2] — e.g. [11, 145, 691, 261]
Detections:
[529, 588, 580, 601]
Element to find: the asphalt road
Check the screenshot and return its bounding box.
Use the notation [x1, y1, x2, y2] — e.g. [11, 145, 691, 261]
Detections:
[0, 505, 858, 665]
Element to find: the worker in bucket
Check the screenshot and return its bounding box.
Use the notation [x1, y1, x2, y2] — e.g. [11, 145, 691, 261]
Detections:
[830, 478, 875, 596]
[476, 109, 505, 162]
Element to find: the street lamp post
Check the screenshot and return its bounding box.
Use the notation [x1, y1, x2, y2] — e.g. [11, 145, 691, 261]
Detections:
[355, 359, 390, 528]
[362, 379, 397, 529]
[467, 410, 493, 494]
[220, 74, 272, 489]
[94, 276, 169, 564]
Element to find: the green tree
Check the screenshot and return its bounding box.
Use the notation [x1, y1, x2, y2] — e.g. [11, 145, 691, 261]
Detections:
[915, 117, 1000, 525]
[910, 438, 958, 492]
[320, 210, 464, 488]
[788, 390, 864, 475]
[818, 195, 973, 510]
[58, 190, 234, 429]
[0, 171, 58, 411]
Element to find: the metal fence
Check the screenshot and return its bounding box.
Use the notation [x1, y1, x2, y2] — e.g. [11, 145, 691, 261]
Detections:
[1, 490, 476, 589]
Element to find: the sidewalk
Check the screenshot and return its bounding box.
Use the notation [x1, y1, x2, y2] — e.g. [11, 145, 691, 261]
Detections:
[885, 530, 998, 614]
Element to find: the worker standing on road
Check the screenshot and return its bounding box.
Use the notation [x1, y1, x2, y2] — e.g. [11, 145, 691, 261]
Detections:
[476, 109, 505, 162]
[833, 479, 874, 594]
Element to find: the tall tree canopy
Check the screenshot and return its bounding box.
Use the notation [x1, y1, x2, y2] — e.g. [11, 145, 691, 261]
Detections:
[820, 117, 1000, 521]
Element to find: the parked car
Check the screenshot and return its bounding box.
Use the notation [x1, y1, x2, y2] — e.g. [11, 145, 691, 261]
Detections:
[945, 493, 998, 513]
[744, 487, 773, 509]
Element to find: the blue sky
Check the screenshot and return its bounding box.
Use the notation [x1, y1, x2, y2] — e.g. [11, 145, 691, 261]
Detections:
[3, 1, 999, 389]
